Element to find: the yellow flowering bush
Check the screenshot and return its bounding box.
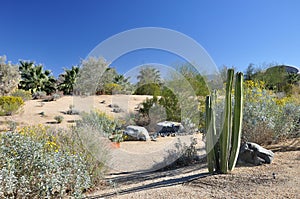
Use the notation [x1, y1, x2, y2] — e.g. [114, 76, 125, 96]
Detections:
[18, 124, 59, 152]
[0, 96, 24, 116]
[242, 80, 300, 144]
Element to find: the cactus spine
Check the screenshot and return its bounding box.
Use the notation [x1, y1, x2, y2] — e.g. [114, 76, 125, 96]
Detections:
[205, 69, 244, 174]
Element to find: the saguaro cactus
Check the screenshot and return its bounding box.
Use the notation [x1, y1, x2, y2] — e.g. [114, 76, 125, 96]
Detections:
[205, 69, 244, 174]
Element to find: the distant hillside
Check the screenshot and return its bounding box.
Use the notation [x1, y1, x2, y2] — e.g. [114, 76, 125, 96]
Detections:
[267, 65, 299, 74]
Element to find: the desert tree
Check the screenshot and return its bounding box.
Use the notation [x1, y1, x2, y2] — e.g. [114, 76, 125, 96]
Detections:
[0, 55, 21, 96]
[75, 57, 110, 95]
[135, 66, 162, 95]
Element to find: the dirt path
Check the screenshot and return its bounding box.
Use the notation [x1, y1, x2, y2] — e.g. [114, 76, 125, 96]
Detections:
[87, 139, 300, 199]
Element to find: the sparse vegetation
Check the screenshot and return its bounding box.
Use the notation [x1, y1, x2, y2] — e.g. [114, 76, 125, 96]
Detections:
[11, 89, 32, 101]
[0, 96, 24, 116]
[54, 115, 64, 123]
[66, 104, 80, 115]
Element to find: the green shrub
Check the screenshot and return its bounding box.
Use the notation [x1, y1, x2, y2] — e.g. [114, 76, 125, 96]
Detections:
[54, 115, 64, 123]
[104, 83, 122, 95]
[138, 88, 181, 122]
[0, 96, 24, 116]
[0, 132, 91, 198]
[77, 110, 122, 138]
[11, 89, 32, 101]
[66, 104, 80, 115]
[242, 81, 300, 144]
[17, 124, 109, 189]
[32, 91, 46, 99]
[134, 83, 161, 96]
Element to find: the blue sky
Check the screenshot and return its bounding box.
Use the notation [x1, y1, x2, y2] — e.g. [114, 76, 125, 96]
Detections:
[1, 0, 299, 77]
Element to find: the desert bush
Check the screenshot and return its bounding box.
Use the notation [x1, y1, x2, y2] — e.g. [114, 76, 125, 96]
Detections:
[52, 93, 61, 100]
[0, 131, 91, 198]
[242, 80, 300, 144]
[18, 124, 109, 188]
[104, 83, 122, 95]
[0, 96, 24, 116]
[159, 87, 181, 122]
[156, 137, 199, 171]
[77, 110, 122, 139]
[134, 83, 161, 96]
[0, 56, 21, 96]
[54, 115, 64, 123]
[66, 104, 80, 115]
[32, 91, 47, 99]
[11, 89, 32, 101]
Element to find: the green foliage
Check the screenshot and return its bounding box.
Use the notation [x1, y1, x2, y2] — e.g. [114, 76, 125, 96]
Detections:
[138, 87, 181, 123]
[0, 56, 21, 96]
[137, 66, 162, 86]
[250, 64, 300, 94]
[75, 57, 127, 95]
[77, 110, 122, 138]
[104, 83, 122, 95]
[0, 96, 24, 116]
[113, 74, 132, 94]
[11, 89, 32, 101]
[58, 66, 79, 95]
[18, 61, 56, 95]
[134, 66, 162, 95]
[0, 131, 91, 198]
[159, 87, 181, 122]
[134, 83, 161, 96]
[177, 64, 209, 96]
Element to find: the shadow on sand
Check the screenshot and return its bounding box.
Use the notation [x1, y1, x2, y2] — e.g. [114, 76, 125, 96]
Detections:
[85, 163, 209, 199]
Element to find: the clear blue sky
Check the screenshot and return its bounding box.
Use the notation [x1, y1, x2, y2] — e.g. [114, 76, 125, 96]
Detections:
[1, 0, 299, 77]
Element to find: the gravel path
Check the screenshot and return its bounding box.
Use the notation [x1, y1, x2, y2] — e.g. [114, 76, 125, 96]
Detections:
[86, 139, 300, 199]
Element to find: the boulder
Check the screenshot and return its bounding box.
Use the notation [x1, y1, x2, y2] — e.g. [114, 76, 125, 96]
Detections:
[156, 121, 184, 136]
[124, 125, 150, 141]
[238, 142, 274, 165]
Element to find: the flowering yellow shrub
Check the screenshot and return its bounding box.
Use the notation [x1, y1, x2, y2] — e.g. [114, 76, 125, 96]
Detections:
[0, 96, 24, 116]
[242, 80, 300, 144]
[18, 124, 59, 152]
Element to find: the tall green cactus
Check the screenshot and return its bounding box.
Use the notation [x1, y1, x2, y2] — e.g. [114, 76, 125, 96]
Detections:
[228, 72, 244, 171]
[205, 69, 244, 174]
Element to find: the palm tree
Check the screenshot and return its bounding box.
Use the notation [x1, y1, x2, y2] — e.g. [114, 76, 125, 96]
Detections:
[113, 74, 131, 91]
[137, 66, 162, 86]
[19, 61, 56, 94]
[58, 66, 79, 95]
[135, 66, 162, 95]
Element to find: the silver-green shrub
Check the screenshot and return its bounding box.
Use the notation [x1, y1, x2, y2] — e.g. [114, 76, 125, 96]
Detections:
[242, 87, 300, 144]
[0, 132, 91, 198]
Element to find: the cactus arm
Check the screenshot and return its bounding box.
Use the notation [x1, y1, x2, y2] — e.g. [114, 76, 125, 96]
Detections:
[229, 72, 244, 171]
[205, 95, 215, 173]
[220, 69, 234, 174]
[211, 90, 220, 171]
